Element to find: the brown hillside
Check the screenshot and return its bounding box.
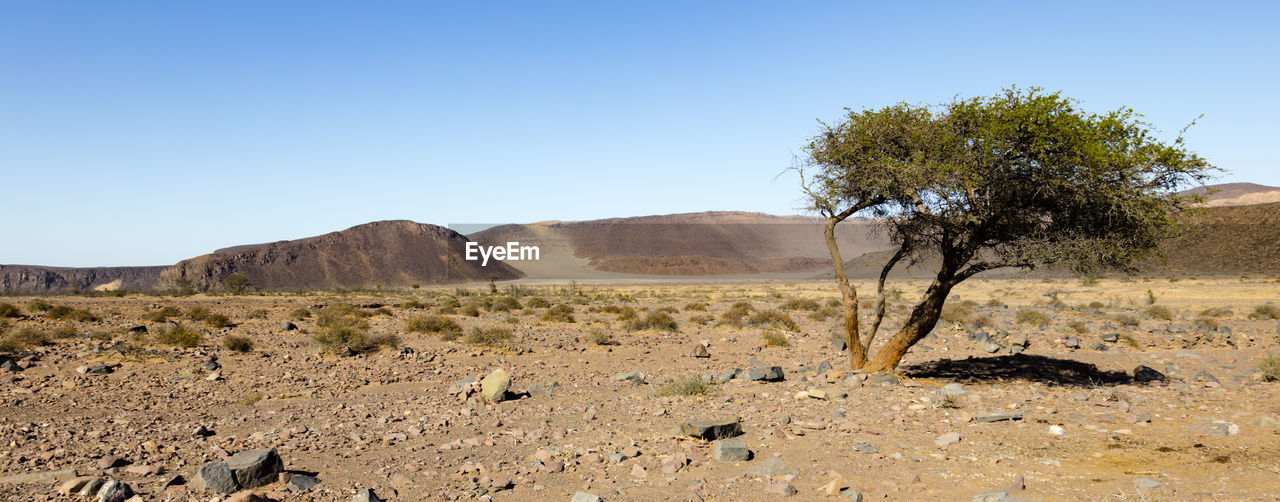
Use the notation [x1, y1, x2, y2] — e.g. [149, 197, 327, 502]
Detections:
[161, 220, 523, 291]
[1181, 182, 1280, 207]
[0, 265, 165, 294]
[469, 211, 890, 278]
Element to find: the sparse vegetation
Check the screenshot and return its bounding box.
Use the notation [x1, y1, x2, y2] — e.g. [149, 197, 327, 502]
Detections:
[525, 297, 551, 309]
[1118, 333, 1140, 348]
[717, 302, 755, 328]
[1015, 309, 1051, 325]
[27, 300, 54, 312]
[587, 328, 617, 346]
[746, 310, 798, 331]
[682, 302, 708, 312]
[312, 305, 394, 354]
[1114, 314, 1141, 327]
[289, 308, 312, 320]
[0, 303, 21, 318]
[781, 298, 820, 311]
[1068, 321, 1089, 334]
[1249, 305, 1280, 320]
[940, 302, 975, 324]
[400, 300, 428, 310]
[761, 331, 790, 347]
[1260, 355, 1280, 382]
[541, 304, 575, 323]
[222, 273, 251, 294]
[1200, 307, 1233, 318]
[655, 375, 716, 397]
[406, 315, 462, 336]
[223, 335, 254, 353]
[0, 327, 54, 353]
[464, 326, 514, 347]
[1146, 305, 1175, 321]
[247, 309, 269, 319]
[46, 305, 98, 322]
[155, 323, 202, 347]
[808, 308, 836, 322]
[204, 313, 233, 328]
[625, 311, 679, 332]
[185, 306, 212, 321]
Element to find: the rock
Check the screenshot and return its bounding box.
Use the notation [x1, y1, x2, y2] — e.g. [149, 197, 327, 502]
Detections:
[1070, 392, 1089, 401]
[287, 474, 319, 491]
[984, 343, 1001, 353]
[96, 480, 134, 502]
[741, 457, 798, 477]
[681, 418, 743, 440]
[98, 455, 128, 469]
[1192, 371, 1220, 385]
[805, 388, 828, 400]
[843, 488, 864, 501]
[712, 437, 750, 462]
[0, 468, 79, 484]
[831, 335, 847, 352]
[1008, 333, 1028, 347]
[1186, 421, 1239, 437]
[970, 329, 991, 343]
[1047, 425, 1066, 436]
[281, 322, 297, 331]
[691, 344, 710, 358]
[570, 492, 602, 502]
[765, 481, 797, 496]
[76, 478, 105, 497]
[227, 491, 274, 502]
[86, 364, 113, 375]
[854, 442, 877, 454]
[1063, 336, 1080, 349]
[528, 381, 560, 397]
[1100, 333, 1119, 343]
[227, 448, 283, 490]
[352, 488, 384, 502]
[940, 383, 967, 397]
[1249, 415, 1280, 430]
[0, 359, 21, 372]
[744, 366, 784, 382]
[1091, 342, 1108, 351]
[976, 411, 1023, 423]
[935, 432, 961, 447]
[1133, 365, 1167, 383]
[1005, 475, 1025, 492]
[629, 464, 646, 477]
[59, 477, 95, 495]
[1133, 478, 1164, 489]
[191, 461, 237, 494]
[866, 373, 899, 386]
[479, 369, 511, 402]
[611, 370, 646, 384]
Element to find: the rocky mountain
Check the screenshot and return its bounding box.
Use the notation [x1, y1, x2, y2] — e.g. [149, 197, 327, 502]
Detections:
[1181, 182, 1280, 207]
[0, 265, 165, 295]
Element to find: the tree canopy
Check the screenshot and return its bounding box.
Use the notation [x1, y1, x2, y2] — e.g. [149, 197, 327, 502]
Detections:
[797, 87, 1215, 371]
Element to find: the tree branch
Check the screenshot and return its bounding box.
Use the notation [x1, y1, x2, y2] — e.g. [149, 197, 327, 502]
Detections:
[865, 243, 908, 352]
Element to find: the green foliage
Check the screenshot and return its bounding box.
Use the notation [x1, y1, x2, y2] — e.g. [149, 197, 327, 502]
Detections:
[463, 326, 514, 347]
[525, 297, 552, 308]
[0, 302, 21, 318]
[1260, 355, 1280, 382]
[405, 315, 462, 337]
[222, 273, 251, 294]
[155, 323, 202, 347]
[1015, 309, 1051, 325]
[746, 310, 798, 331]
[223, 335, 254, 353]
[1249, 305, 1280, 320]
[461, 305, 481, 317]
[625, 311, 679, 332]
[655, 375, 716, 397]
[27, 300, 54, 312]
[541, 304, 575, 323]
[400, 300, 428, 309]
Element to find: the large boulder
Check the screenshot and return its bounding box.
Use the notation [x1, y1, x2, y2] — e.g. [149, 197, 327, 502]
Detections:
[227, 448, 283, 490]
[191, 461, 237, 494]
[480, 369, 511, 402]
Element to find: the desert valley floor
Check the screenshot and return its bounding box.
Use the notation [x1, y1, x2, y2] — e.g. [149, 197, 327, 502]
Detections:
[2, 277, 1279, 501]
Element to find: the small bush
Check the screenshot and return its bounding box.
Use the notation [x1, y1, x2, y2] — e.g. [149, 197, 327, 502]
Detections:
[440, 297, 461, 309]
[1199, 307, 1233, 318]
[717, 302, 755, 328]
[0, 303, 21, 318]
[1146, 305, 1175, 321]
[682, 302, 708, 312]
[312, 318, 372, 354]
[50, 325, 77, 338]
[1114, 314, 1141, 327]
[462, 305, 481, 317]
[1195, 317, 1221, 331]
[781, 298, 820, 311]
[405, 315, 462, 336]
[970, 314, 994, 328]
[1146, 289, 1157, 305]
[464, 326, 514, 347]
[940, 303, 974, 324]
[489, 296, 522, 312]
[808, 308, 836, 322]
[1260, 355, 1280, 382]
[689, 314, 714, 325]
[542, 304, 575, 323]
[746, 310, 798, 331]
[655, 306, 679, 314]
[935, 394, 962, 409]
[184, 306, 212, 321]
[155, 323, 202, 347]
[985, 298, 1005, 307]
[204, 313, 233, 329]
[616, 305, 638, 321]
[47, 305, 98, 322]
[526, 297, 552, 308]
[1015, 309, 1051, 325]
[289, 308, 312, 320]
[1249, 305, 1280, 320]
[0, 328, 54, 353]
[761, 331, 790, 347]
[400, 300, 428, 310]
[247, 309, 269, 319]
[1068, 321, 1088, 334]
[587, 328, 617, 346]
[27, 300, 54, 312]
[224, 335, 255, 353]
[655, 375, 716, 397]
[626, 311, 679, 332]
[825, 298, 843, 308]
[236, 392, 263, 406]
[1118, 333, 1140, 348]
[1087, 301, 1106, 309]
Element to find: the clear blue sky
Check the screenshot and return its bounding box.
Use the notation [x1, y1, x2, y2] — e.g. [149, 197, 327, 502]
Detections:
[2, 1, 1277, 267]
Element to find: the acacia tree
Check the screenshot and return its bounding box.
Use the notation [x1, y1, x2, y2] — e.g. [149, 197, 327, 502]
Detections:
[796, 87, 1215, 372]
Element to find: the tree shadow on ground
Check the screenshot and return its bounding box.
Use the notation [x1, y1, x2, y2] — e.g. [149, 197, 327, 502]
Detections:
[900, 354, 1132, 387]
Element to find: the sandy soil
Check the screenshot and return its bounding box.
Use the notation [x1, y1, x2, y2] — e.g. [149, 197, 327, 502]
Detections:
[1, 276, 1279, 501]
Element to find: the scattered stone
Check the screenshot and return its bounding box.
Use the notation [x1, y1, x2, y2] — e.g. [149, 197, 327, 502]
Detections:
[1133, 365, 1167, 383]
[1133, 478, 1164, 489]
[1091, 342, 1109, 351]
[976, 411, 1023, 423]
[0, 359, 21, 372]
[681, 418, 743, 440]
[227, 448, 284, 490]
[0, 468, 79, 485]
[98, 455, 128, 470]
[1047, 425, 1066, 436]
[528, 381, 560, 398]
[85, 364, 113, 375]
[984, 343, 1001, 353]
[744, 366, 784, 382]
[281, 322, 297, 331]
[96, 480, 134, 502]
[191, 461, 237, 494]
[479, 369, 511, 402]
[832, 335, 847, 352]
[570, 492, 602, 502]
[1100, 333, 1119, 343]
[854, 442, 878, 454]
[1063, 336, 1081, 349]
[1191, 371, 1220, 386]
[1186, 421, 1239, 437]
[352, 488, 384, 502]
[765, 480, 797, 496]
[1008, 333, 1029, 347]
[227, 491, 274, 502]
[1070, 392, 1089, 401]
[741, 457, 798, 477]
[1005, 475, 1025, 492]
[287, 473, 319, 491]
[611, 370, 646, 384]
[940, 383, 967, 397]
[843, 488, 864, 501]
[59, 476, 95, 495]
[712, 437, 750, 462]
[866, 373, 899, 386]
[77, 478, 105, 498]
[934, 432, 961, 447]
[691, 344, 710, 358]
[1249, 415, 1280, 430]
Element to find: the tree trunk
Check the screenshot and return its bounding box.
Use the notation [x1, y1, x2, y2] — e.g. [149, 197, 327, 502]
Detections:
[863, 275, 954, 372]
[823, 219, 864, 369]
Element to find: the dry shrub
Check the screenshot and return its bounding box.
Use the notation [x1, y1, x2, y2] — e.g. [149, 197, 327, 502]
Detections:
[405, 315, 462, 336]
[0, 303, 21, 318]
[155, 323, 202, 347]
[0, 328, 54, 353]
[761, 331, 790, 347]
[747, 310, 798, 332]
[223, 335, 254, 353]
[464, 326, 514, 347]
[541, 304, 575, 323]
[781, 298, 820, 311]
[1015, 309, 1051, 325]
[626, 311, 679, 332]
[1249, 305, 1280, 320]
[1146, 305, 1175, 321]
[656, 375, 716, 397]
